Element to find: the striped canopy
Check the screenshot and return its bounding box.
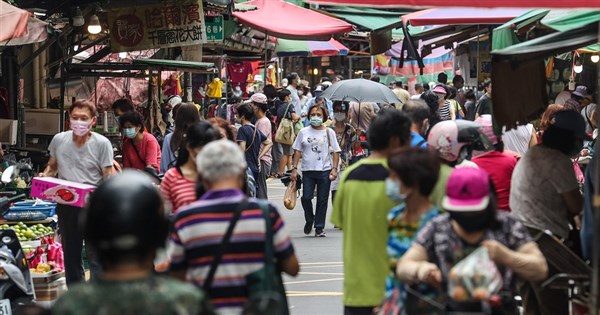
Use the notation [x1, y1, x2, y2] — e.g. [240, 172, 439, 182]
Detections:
[275, 38, 349, 57]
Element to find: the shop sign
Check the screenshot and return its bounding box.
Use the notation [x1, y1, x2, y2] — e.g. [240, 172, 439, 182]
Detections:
[108, 0, 207, 52]
[205, 16, 223, 42]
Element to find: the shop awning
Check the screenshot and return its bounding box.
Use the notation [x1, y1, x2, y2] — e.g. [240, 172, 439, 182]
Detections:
[541, 9, 600, 32]
[491, 22, 598, 128]
[322, 7, 405, 36]
[132, 59, 216, 72]
[275, 38, 349, 57]
[492, 22, 598, 64]
[0, 16, 48, 46]
[492, 9, 550, 50]
[0, 1, 32, 42]
[232, 0, 353, 40]
[402, 8, 529, 27]
[306, 0, 600, 8]
[492, 9, 600, 50]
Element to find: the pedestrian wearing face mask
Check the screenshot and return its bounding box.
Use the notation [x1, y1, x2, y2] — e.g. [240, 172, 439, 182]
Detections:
[397, 168, 548, 315]
[381, 148, 440, 313]
[330, 102, 359, 204]
[39, 100, 114, 286]
[119, 111, 161, 172]
[510, 110, 589, 315]
[291, 104, 341, 237]
[401, 99, 430, 149]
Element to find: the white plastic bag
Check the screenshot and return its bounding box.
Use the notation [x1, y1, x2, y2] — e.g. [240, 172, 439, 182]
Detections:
[448, 247, 503, 302]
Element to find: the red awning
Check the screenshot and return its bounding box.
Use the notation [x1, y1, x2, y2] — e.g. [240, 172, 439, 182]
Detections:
[0, 1, 30, 42]
[232, 0, 353, 40]
[402, 8, 529, 27]
[307, 0, 600, 8]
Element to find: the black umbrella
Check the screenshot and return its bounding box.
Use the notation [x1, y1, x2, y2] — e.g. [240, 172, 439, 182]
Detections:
[320, 78, 401, 104]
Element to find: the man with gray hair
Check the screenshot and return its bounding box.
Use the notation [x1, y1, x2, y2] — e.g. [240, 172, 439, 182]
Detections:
[169, 140, 299, 315]
[402, 99, 430, 149]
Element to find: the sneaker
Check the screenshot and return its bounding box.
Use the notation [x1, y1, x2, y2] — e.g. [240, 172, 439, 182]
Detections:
[304, 222, 313, 235]
[315, 229, 326, 237]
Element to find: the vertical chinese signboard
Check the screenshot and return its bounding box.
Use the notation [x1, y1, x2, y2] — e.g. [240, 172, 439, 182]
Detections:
[108, 0, 207, 52]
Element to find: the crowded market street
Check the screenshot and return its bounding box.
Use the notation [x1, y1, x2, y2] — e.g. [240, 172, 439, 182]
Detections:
[1, 0, 600, 314]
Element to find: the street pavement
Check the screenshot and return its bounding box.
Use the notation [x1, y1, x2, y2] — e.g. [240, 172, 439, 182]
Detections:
[266, 178, 344, 315]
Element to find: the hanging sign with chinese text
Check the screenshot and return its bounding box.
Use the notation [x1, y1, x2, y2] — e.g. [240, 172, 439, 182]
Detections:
[108, 0, 207, 52]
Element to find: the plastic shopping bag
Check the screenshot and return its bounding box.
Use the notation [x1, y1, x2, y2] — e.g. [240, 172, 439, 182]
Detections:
[448, 247, 503, 302]
[283, 180, 298, 210]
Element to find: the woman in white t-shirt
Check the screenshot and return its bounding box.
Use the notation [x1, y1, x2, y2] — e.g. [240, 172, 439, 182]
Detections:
[291, 104, 342, 237]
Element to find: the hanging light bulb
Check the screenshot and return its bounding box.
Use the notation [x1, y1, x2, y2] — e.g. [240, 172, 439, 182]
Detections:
[312, 68, 319, 76]
[574, 60, 583, 73]
[72, 7, 84, 27]
[87, 14, 102, 35]
[592, 54, 600, 63]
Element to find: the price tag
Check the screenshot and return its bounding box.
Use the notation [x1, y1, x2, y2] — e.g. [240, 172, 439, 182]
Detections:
[0, 299, 11, 315]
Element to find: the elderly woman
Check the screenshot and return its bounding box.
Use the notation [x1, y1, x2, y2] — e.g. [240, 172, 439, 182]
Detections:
[397, 168, 548, 314]
[291, 104, 341, 237]
[169, 140, 299, 314]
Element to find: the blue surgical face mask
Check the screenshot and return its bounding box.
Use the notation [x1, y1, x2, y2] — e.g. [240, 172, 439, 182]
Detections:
[385, 177, 407, 204]
[310, 116, 323, 127]
[124, 127, 137, 139]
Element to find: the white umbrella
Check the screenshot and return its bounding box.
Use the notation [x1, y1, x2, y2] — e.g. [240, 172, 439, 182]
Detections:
[320, 78, 401, 104]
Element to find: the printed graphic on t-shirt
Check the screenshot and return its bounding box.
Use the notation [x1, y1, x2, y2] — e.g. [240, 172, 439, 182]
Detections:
[307, 135, 327, 161]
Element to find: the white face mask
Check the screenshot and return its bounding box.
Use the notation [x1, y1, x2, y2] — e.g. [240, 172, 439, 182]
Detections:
[334, 113, 347, 121]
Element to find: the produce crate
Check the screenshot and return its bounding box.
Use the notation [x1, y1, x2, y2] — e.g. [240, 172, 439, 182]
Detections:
[32, 271, 64, 285]
[33, 274, 66, 308]
[3, 206, 55, 221]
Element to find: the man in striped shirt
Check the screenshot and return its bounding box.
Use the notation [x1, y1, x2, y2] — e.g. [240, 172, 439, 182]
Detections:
[168, 140, 299, 315]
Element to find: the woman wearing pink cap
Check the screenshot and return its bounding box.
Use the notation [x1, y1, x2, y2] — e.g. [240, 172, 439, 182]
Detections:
[396, 168, 547, 313]
[432, 84, 455, 121]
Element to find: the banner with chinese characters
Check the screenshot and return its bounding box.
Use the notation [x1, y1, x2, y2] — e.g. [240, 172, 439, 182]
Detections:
[108, 0, 207, 52]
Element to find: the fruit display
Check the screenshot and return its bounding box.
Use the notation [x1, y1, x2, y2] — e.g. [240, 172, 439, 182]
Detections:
[0, 222, 53, 242]
[448, 247, 503, 302]
[29, 236, 64, 275]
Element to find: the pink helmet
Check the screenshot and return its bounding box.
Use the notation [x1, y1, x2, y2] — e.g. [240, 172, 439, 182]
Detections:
[427, 120, 493, 162]
[474, 114, 498, 145]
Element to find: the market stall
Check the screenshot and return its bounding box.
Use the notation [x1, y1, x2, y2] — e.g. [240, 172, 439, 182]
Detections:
[0, 163, 64, 306]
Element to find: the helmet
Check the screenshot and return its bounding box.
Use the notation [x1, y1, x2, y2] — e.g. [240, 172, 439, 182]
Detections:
[82, 170, 169, 262]
[427, 120, 493, 162]
[474, 114, 498, 145]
